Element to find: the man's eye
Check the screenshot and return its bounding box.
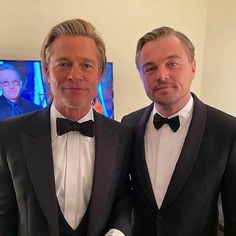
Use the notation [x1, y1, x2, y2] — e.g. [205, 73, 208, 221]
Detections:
[168, 62, 177, 68]
[2, 81, 10, 86]
[144, 67, 155, 73]
[82, 64, 93, 70]
[55, 61, 72, 69]
[58, 63, 70, 68]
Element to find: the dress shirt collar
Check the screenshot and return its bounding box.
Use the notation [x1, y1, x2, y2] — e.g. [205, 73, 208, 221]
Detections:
[50, 103, 94, 141]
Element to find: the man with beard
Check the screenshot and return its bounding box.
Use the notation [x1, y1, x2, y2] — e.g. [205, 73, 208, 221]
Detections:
[0, 19, 132, 236]
[122, 26, 236, 236]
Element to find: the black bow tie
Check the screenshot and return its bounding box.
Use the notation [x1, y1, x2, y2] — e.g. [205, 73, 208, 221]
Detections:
[153, 113, 180, 132]
[56, 118, 95, 137]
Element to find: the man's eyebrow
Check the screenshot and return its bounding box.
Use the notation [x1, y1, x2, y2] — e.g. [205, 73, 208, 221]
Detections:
[165, 55, 182, 60]
[141, 62, 156, 68]
[141, 55, 182, 67]
[79, 57, 97, 65]
[54, 57, 96, 65]
[54, 57, 70, 62]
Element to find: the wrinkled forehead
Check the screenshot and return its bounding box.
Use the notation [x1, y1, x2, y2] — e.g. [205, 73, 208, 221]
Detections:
[0, 70, 21, 82]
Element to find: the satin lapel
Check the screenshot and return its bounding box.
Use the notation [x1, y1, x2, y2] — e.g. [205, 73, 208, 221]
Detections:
[87, 111, 118, 233]
[135, 104, 158, 209]
[161, 94, 207, 210]
[20, 108, 59, 236]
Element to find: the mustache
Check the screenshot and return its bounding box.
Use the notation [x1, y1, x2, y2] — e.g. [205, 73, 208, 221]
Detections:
[61, 81, 88, 89]
[154, 82, 175, 90]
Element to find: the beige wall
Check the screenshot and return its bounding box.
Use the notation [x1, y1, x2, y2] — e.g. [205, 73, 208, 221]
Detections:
[2, 0, 234, 121]
[201, 0, 236, 116]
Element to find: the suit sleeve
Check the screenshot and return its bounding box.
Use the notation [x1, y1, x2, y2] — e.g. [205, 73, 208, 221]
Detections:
[0, 123, 18, 235]
[221, 134, 236, 236]
[106, 127, 132, 236]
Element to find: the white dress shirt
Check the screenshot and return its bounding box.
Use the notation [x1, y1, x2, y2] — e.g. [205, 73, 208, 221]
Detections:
[50, 103, 124, 236]
[145, 96, 194, 208]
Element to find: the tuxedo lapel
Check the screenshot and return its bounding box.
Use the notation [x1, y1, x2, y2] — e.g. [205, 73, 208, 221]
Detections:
[20, 108, 59, 236]
[87, 111, 118, 234]
[161, 94, 207, 210]
[135, 104, 158, 209]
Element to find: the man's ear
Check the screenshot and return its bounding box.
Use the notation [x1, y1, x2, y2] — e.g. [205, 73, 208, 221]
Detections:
[192, 59, 196, 74]
[97, 68, 103, 83]
[42, 63, 50, 83]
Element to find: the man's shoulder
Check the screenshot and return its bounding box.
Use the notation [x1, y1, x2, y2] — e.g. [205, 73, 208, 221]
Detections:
[124, 106, 151, 118]
[94, 110, 130, 132]
[0, 95, 8, 104]
[0, 108, 48, 131]
[19, 97, 41, 110]
[205, 104, 236, 128]
[122, 104, 153, 128]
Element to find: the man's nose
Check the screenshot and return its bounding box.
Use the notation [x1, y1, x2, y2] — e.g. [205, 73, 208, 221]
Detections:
[156, 66, 169, 81]
[68, 64, 83, 81]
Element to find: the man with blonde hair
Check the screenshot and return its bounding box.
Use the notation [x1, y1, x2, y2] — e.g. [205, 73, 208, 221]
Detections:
[0, 19, 132, 236]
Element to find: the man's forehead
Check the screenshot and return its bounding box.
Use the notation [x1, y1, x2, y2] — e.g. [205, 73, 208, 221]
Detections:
[0, 70, 20, 81]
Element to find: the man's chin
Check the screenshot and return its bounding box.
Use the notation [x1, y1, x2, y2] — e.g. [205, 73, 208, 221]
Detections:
[6, 96, 19, 101]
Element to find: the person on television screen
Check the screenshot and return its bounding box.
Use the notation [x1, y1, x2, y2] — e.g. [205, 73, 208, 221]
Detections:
[0, 63, 40, 120]
[0, 18, 132, 236]
[122, 26, 236, 235]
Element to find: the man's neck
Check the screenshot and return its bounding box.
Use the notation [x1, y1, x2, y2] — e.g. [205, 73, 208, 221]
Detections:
[53, 102, 92, 121]
[5, 96, 18, 104]
[155, 94, 191, 117]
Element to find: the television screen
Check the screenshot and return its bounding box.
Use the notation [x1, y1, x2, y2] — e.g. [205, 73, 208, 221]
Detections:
[0, 60, 114, 120]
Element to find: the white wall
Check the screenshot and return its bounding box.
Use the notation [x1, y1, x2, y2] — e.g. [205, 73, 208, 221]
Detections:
[201, 0, 236, 116]
[0, 0, 208, 120]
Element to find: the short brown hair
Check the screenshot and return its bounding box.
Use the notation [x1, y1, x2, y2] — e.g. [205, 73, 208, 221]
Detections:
[135, 26, 195, 69]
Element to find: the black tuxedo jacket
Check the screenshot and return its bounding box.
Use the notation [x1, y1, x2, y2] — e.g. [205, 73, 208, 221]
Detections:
[0, 95, 40, 120]
[122, 94, 236, 236]
[0, 107, 132, 236]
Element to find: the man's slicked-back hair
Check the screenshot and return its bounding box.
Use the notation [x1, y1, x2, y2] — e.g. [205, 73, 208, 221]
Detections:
[40, 18, 107, 75]
[135, 26, 195, 69]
